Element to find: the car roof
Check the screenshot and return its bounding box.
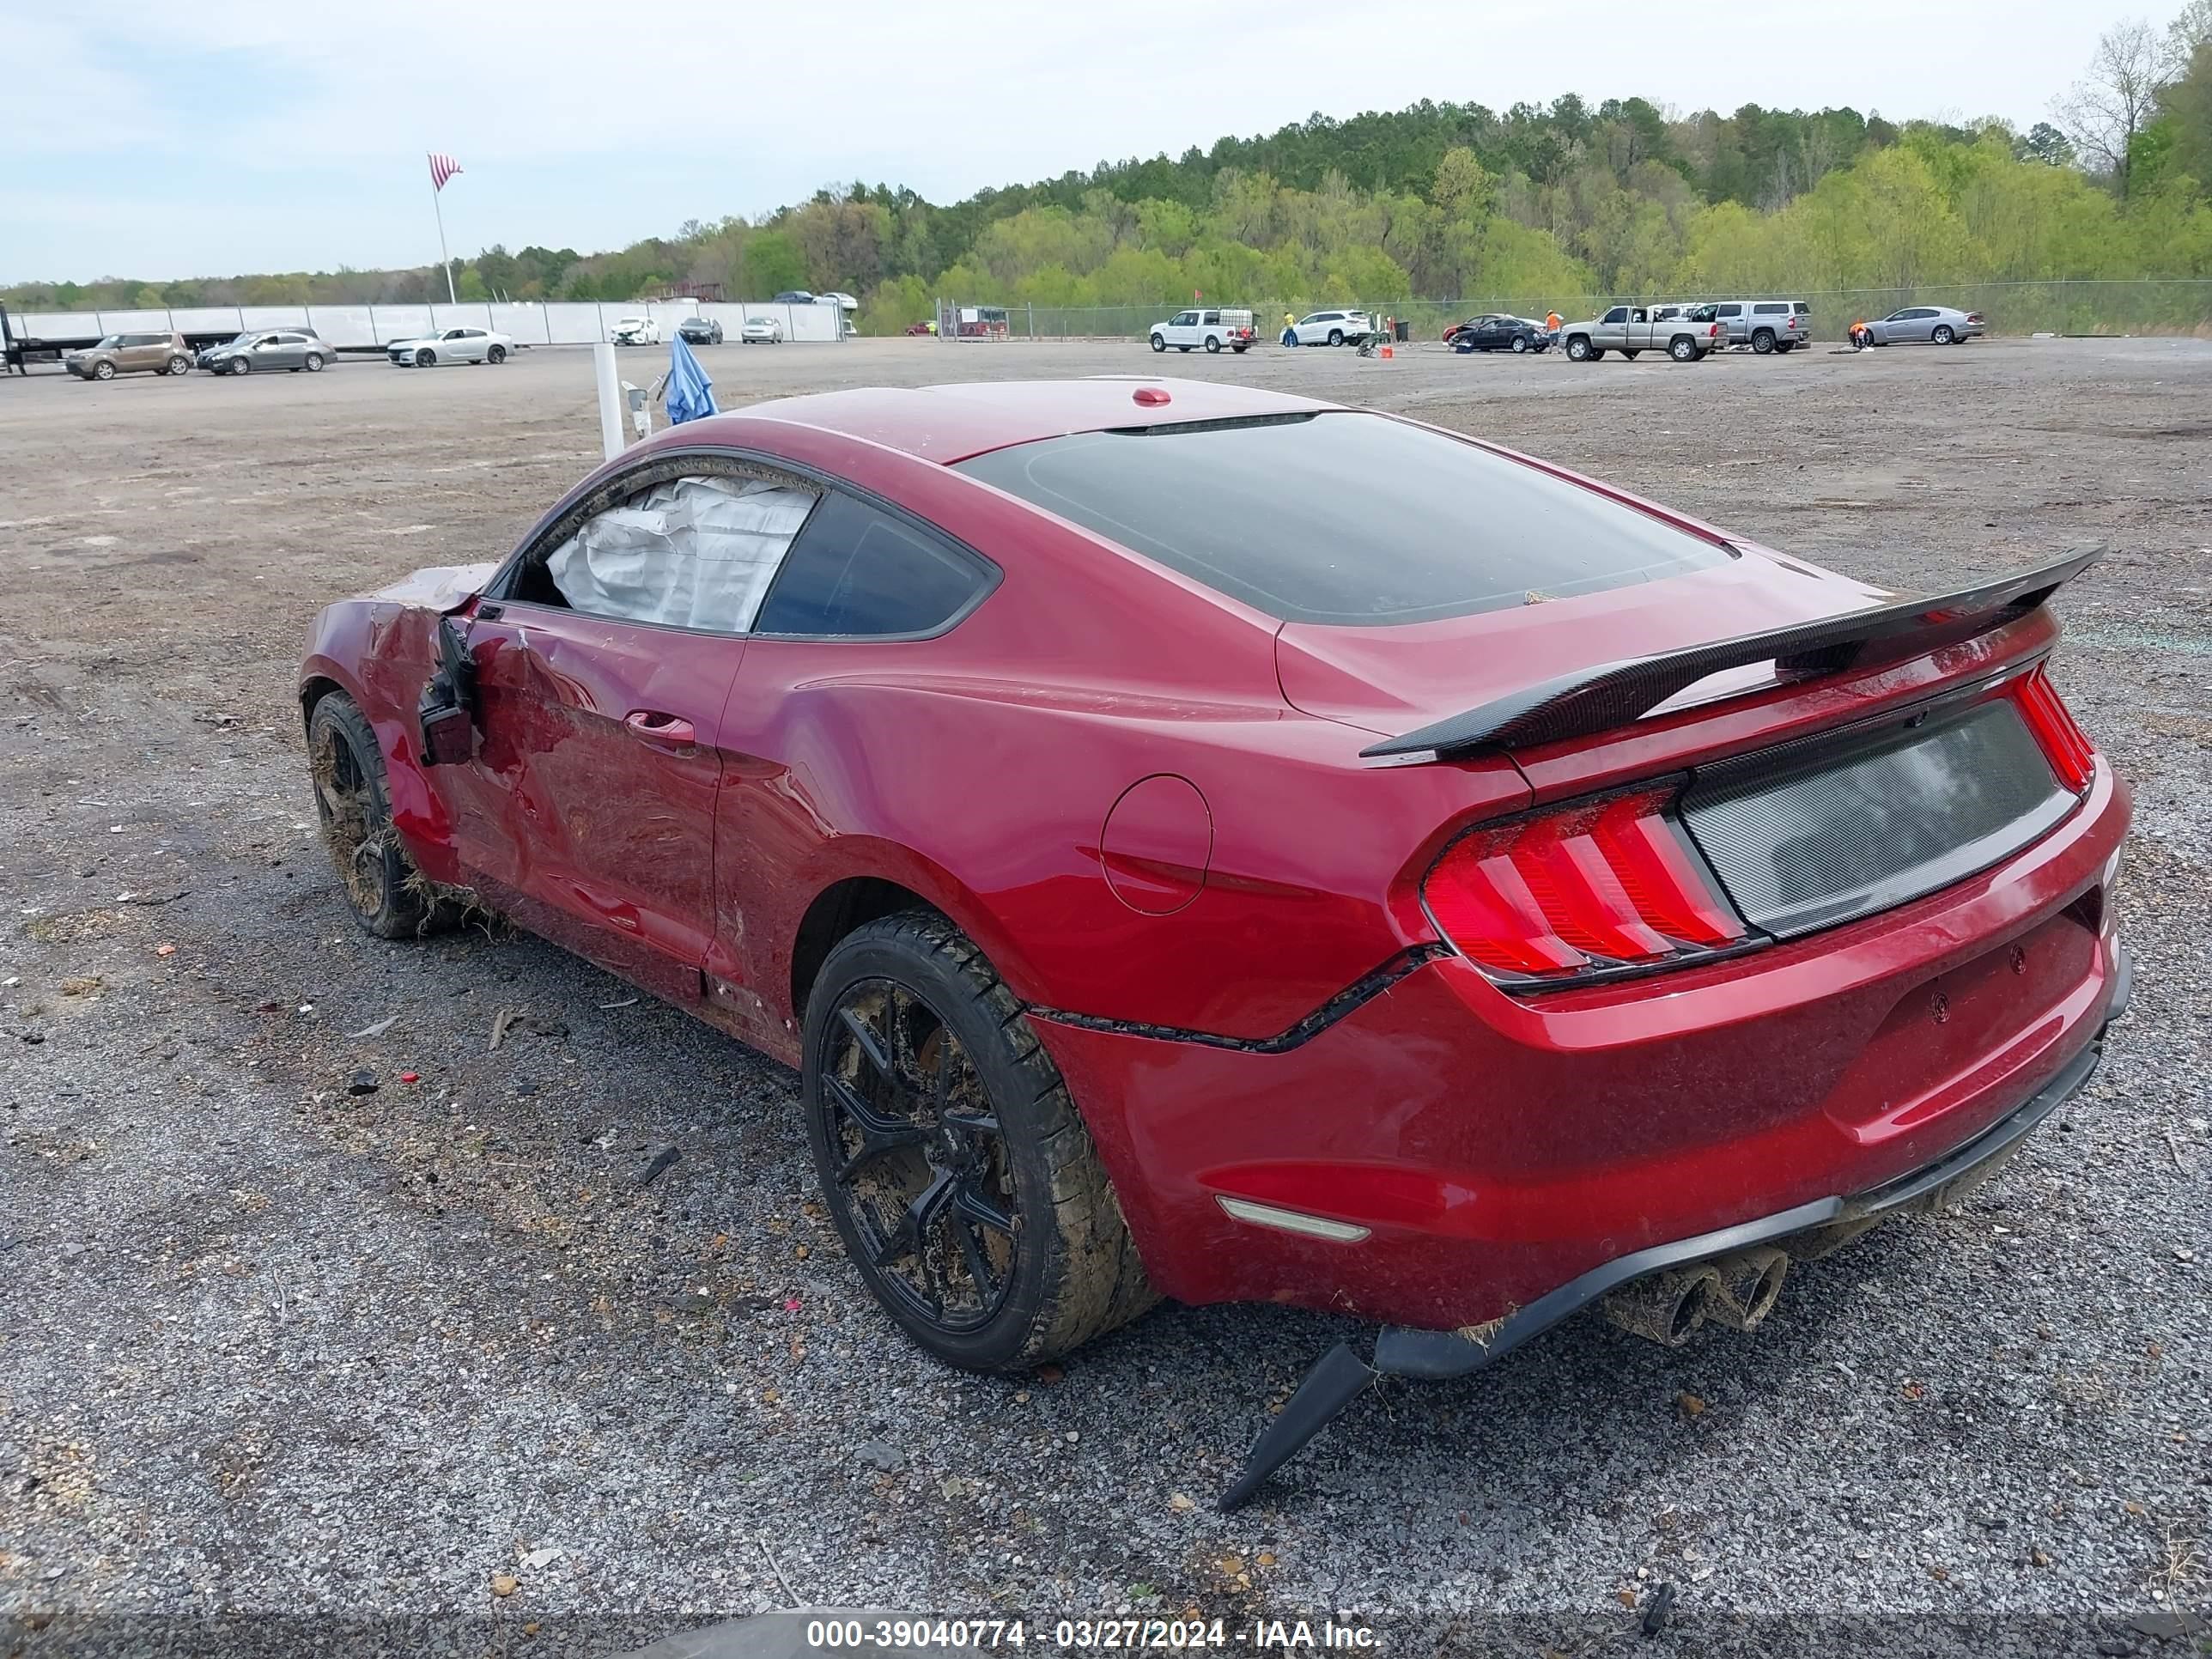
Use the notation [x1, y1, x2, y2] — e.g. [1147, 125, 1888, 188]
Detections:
[690, 378, 1336, 465]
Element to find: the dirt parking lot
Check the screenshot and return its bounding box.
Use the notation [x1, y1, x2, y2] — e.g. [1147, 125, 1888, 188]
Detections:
[3, 336, 2209, 1656]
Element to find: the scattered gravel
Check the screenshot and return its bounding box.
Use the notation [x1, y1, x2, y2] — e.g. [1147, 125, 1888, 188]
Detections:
[2, 338, 2207, 1656]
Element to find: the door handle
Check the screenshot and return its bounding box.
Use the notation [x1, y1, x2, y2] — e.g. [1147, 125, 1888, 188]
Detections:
[623, 710, 696, 749]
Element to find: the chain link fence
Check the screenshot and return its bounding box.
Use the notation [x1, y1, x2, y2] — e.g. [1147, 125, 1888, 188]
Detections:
[933, 281, 2212, 343]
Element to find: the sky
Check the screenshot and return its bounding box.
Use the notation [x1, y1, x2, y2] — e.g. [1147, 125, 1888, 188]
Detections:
[0, 0, 2163, 285]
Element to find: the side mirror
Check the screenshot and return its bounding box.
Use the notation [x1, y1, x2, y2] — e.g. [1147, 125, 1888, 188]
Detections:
[416, 615, 477, 766]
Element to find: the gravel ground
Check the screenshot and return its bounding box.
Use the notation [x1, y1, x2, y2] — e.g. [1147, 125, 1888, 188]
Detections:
[2, 337, 2209, 1658]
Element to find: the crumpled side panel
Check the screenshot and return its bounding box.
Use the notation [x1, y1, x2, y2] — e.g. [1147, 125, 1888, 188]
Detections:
[545, 475, 817, 632]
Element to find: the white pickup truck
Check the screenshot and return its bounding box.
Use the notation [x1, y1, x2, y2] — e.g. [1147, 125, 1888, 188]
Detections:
[1149, 307, 1256, 354]
[1560, 305, 1723, 363]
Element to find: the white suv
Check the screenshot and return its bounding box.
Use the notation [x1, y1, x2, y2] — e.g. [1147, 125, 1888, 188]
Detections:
[1286, 310, 1372, 347]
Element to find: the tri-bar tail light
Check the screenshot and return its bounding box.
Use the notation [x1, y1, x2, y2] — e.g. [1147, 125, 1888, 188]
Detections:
[1422, 785, 1747, 987]
[1421, 664, 2102, 990]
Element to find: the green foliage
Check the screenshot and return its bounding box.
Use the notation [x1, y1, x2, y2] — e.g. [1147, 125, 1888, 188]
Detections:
[10, 68, 2212, 331]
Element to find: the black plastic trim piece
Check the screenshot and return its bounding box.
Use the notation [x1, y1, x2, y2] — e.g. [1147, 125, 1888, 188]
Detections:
[1026, 945, 1450, 1054]
[1360, 545, 2103, 759]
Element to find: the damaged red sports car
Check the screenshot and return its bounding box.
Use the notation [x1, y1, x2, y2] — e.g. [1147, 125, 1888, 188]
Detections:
[299, 379, 2130, 1507]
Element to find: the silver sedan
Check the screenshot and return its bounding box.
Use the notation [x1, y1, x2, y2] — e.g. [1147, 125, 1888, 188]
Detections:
[1869, 305, 1984, 345]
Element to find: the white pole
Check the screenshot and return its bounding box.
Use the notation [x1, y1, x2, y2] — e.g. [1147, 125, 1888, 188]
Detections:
[593, 343, 624, 461]
[432, 175, 457, 306]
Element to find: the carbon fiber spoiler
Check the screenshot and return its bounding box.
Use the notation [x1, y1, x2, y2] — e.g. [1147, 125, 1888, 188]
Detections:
[1359, 547, 2103, 761]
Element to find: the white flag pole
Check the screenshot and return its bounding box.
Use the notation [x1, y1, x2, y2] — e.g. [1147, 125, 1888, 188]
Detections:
[430, 162, 457, 305]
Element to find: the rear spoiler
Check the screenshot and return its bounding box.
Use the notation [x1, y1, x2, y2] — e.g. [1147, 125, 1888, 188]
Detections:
[1360, 546, 2103, 761]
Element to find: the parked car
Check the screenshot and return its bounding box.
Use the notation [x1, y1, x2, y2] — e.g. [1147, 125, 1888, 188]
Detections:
[1444, 313, 1550, 354]
[611, 316, 662, 346]
[1868, 305, 1984, 345]
[1286, 309, 1373, 346]
[817, 291, 860, 311]
[64, 331, 193, 380]
[198, 330, 333, 375]
[677, 317, 724, 346]
[771, 290, 816, 305]
[1708, 299, 1814, 353]
[905, 320, 937, 336]
[385, 327, 512, 367]
[740, 317, 785, 344]
[301, 375, 2127, 1510]
[1560, 305, 1723, 362]
[1149, 307, 1256, 354]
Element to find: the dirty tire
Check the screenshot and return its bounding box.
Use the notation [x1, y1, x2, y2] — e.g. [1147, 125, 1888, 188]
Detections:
[307, 693, 450, 941]
[803, 910, 1156, 1372]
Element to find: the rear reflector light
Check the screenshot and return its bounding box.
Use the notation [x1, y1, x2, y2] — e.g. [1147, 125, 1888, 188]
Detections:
[1424, 786, 1748, 985]
[2015, 666, 2096, 793]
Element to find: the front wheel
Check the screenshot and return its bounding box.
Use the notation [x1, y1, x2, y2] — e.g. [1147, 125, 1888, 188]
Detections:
[230, 356, 251, 375]
[1932, 325, 1955, 344]
[1565, 336, 1593, 361]
[804, 912, 1155, 1371]
[307, 694, 453, 940]
[1670, 336, 1698, 362]
[94, 361, 116, 380]
[1150, 335, 1165, 352]
[486, 344, 507, 364]
[414, 349, 435, 368]
[1327, 330, 1344, 347]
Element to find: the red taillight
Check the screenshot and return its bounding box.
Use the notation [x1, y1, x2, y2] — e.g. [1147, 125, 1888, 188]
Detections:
[2015, 667, 2096, 793]
[1966, 313, 1984, 324]
[1423, 787, 1748, 984]
[1708, 323, 1721, 337]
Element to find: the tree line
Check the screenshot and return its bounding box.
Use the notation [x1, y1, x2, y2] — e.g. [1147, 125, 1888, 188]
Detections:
[9, 7, 2210, 337]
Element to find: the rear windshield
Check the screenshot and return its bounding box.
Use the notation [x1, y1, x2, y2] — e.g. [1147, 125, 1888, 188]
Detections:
[954, 412, 1733, 626]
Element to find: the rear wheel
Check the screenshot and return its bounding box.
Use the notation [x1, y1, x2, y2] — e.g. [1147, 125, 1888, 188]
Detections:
[1932, 325, 1955, 344]
[803, 911, 1154, 1371]
[1670, 336, 1698, 362]
[165, 356, 191, 376]
[1327, 329, 1345, 347]
[307, 694, 452, 940]
[304, 352, 325, 372]
[1752, 329, 1776, 355]
[1205, 336, 1221, 354]
[1231, 343, 1249, 353]
[1511, 334, 1528, 353]
[487, 344, 507, 364]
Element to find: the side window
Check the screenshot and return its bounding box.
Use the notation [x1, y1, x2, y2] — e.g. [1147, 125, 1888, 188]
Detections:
[1602, 307, 1629, 325]
[524, 472, 821, 634]
[754, 493, 993, 639]
[1717, 303, 1742, 318]
[1791, 301, 1811, 314]
[1753, 302, 1786, 315]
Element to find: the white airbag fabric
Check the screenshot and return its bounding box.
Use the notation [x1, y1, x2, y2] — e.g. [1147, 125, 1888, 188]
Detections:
[545, 476, 817, 632]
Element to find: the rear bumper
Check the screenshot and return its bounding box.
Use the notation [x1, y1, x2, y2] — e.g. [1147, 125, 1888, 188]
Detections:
[1033, 761, 2130, 1331]
[1377, 960, 2124, 1377]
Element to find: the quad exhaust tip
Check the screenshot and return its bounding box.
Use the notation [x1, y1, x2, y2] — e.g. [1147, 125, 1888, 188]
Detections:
[1598, 1247, 1790, 1346]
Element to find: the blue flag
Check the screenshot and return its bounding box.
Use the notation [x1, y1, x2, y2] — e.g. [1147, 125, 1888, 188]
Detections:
[665, 332, 718, 424]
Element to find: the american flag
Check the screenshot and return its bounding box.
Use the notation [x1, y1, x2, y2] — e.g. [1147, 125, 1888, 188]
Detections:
[428, 153, 463, 192]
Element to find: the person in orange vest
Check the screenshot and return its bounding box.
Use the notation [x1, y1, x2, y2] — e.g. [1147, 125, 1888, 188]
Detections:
[1850, 317, 1873, 349]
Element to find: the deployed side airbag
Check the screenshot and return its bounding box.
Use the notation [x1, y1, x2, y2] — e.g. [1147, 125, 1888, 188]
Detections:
[545, 475, 817, 632]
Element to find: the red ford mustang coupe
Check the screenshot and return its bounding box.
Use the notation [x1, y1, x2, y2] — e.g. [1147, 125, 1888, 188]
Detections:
[300, 378, 2130, 1506]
